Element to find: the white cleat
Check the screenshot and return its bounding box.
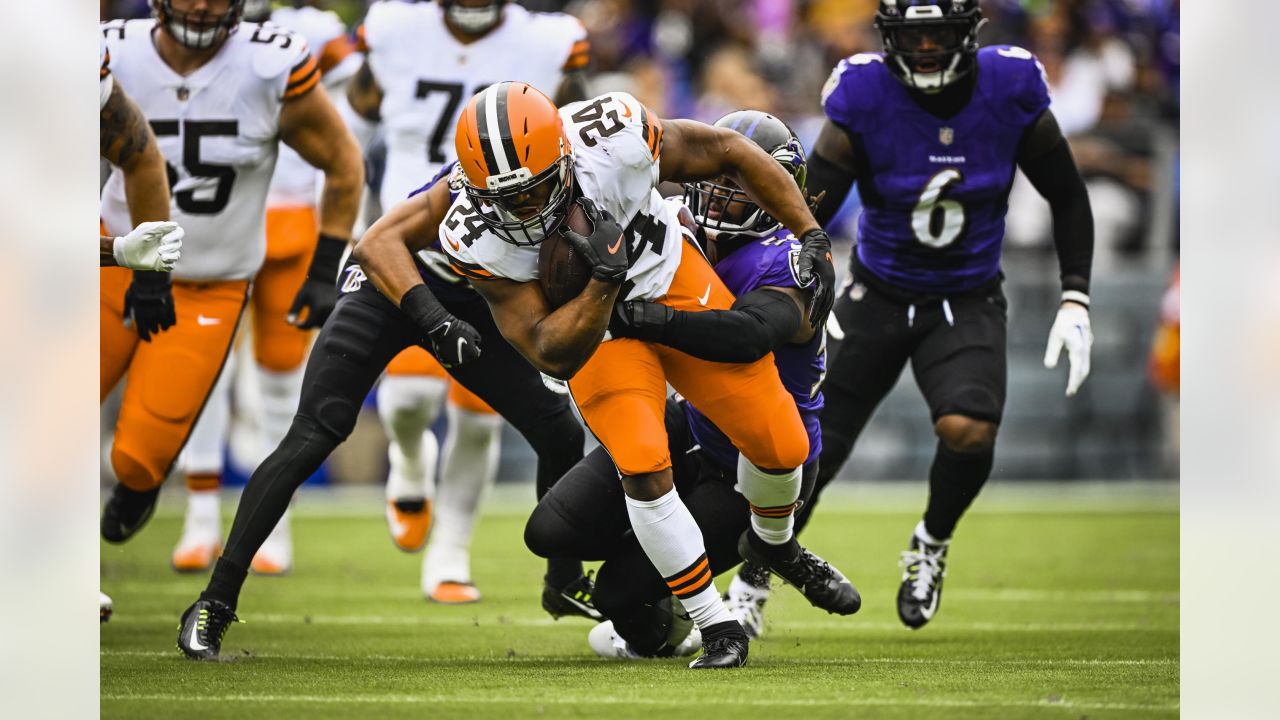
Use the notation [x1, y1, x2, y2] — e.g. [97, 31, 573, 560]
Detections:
[251, 509, 293, 575]
[588, 620, 703, 660]
[724, 572, 771, 639]
[100, 592, 113, 623]
[172, 490, 222, 572]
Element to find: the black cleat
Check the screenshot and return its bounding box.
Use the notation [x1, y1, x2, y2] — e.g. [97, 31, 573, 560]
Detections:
[738, 531, 861, 616]
[101, 484, 160, 544]
[688, 620, 748, 669]
[897, 531, 948, 629]
[177, 599, 238, 660]
[541, 572, 603, 621]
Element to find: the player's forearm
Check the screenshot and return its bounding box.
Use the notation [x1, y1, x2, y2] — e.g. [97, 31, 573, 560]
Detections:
[316, 149, 364, 240]
[661, 289, 803, 363]
[533, 280, 619, 379]
[352, 229, 426, 304]
[100, 236, 118, 267]
[728, 140, 820, 237]
[121, 147, 172, 226]
[1022, 141, 1094, 294]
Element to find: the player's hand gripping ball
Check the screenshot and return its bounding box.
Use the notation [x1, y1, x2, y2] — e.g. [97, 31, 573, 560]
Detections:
[539, 197, 626, 308]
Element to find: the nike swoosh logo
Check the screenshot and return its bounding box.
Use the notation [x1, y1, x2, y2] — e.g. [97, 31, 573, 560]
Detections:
[697, 283, 711, 306]
[456, 337, 468, 359]
[621, 103, 632, 118]
[188, 623, 207, 652]
[446, 236, 461, 251]
[607, 237, 622, 255]
[196, 315, 221, 326]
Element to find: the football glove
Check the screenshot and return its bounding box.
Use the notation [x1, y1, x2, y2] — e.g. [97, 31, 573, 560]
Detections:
[401, 284, 482, 368]
[123, 270, 177, 342]
[1044, 300, 1093, 397]
[796, 228, 836, 328]
[288, 234, 347, 329]
[563, 197, 628, 284]
[114, 221, 183, 272]
[610, 300, 673, 343]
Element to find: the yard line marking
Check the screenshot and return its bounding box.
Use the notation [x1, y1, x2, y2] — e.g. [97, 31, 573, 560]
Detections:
[101, 649, 1177, 667]
[107, 613, 1177, 632]
[101, 692, 1178, 713]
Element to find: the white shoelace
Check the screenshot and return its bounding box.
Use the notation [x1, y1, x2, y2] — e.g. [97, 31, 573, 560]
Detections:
[900, 547, 945, 601]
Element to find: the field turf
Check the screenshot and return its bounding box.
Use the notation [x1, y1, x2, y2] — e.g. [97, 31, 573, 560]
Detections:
[101, 482, 1178, 719]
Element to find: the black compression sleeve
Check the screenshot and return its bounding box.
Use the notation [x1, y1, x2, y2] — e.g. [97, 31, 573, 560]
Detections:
[808, 151, 857, 228]
[659, 288, 804, 363]
[1018, 112, 1095, 294]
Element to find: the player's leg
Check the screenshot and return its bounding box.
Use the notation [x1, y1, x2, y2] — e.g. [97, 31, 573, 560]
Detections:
[897, 289, 1007, 629]
[437, 292, 591, 615]
[187, 280, 418, 648]
[567, 339, 746, 668]
[242, 205, 321, 573]
[172, 366, 233, 572]
[421, 385, 502, 603]
[377, 348, 448, 553]
[103, 279, 249, 544]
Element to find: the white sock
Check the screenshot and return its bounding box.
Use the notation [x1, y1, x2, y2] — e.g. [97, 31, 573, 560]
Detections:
[736, 455, 801, 545]
[423, 403, 502, 587]
[624, 488, 735, 630]
[257, 365, 304, 452]
[376, 375, 447, 502]
[915, 520, 949, 548]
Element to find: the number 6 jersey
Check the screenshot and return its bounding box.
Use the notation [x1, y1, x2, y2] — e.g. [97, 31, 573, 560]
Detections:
[99, 18, 316, 282]
[822, 46, 1050, 294]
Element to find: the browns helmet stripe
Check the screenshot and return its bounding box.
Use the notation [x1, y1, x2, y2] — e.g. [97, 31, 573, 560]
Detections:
[476, 84, 521, 175]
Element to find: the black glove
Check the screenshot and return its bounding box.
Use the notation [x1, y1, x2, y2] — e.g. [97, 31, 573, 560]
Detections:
[123, 270, 177, 342]
[563, 197, 628, 284]
[288, 234, 347, 329]
[796, 228, 836, 328]
[610, 300, 673, 342]
[401, 284, 482, 368]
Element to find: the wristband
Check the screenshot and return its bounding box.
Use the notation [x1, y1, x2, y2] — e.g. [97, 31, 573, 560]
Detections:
[310, 234, 349, 278]
[112, 236, 126, 266]
[400, 284, 450, 333]
[1061, 290, 1090, 308]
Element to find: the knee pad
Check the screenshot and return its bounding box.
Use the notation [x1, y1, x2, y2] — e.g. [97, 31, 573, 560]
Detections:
[111, 444, 165, 492]
[253, 327, 310, 373]
[736, 456, 801, 513]
[523, 502, 558, 559]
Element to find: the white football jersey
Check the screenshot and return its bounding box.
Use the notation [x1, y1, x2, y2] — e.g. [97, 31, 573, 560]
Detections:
[440, 92, 685, 303]
[266, 6, 359, 208]
[99, 19, 316, 281]
[361, 1, 587, 211]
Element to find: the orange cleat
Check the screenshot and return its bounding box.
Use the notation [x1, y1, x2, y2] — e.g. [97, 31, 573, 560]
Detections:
[429, 581, 481, 604]
[386, 498, 432, 552]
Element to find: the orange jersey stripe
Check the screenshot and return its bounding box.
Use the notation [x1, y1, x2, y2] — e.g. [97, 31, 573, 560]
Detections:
[101, 48, 111, 79]
[284, 69, 320, 99]
[448, 258, 494, 281]
[354, 24, 369, 53]
[318, 35, 356, 75]
[288, 54, 319, 86]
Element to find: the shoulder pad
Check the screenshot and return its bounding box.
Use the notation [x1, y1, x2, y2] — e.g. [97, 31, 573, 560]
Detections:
[248, 23, 312, 81]
[980, 46, 1051, 126]
[821, 53, 886, 133]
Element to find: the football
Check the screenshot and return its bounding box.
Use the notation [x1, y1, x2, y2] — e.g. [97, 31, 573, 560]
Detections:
[538, 200, 594, 309]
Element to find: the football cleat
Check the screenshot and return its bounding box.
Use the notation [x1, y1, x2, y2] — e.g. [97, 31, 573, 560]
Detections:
[724, 564, 771, 639]
[250, 510, 293, 576]
[386, 498, 431, 553]
[688, 620, 748, 669]
[737, 531, 861, 616]
[428, 581, 482, 605]
[172, 490, 222, 572]
[898, 528, 949, 629]
[101, 484, 160, 544]
[541, 572, 603, 621]
[588, 619, 702, 660]
[177, 598, 238, 660]
[100, 592, 113, 623]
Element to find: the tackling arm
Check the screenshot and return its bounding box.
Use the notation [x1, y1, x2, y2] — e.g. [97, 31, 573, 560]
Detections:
[100, 82, 170, 226]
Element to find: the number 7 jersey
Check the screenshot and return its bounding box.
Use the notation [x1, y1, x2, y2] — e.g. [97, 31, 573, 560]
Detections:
[99, 19, 316, 282]
[822, 46, 1050, 294]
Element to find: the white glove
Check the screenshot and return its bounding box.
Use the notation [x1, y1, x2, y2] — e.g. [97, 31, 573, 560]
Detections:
[1043, 301, 1093, 397]
[114, 221, 183, 272]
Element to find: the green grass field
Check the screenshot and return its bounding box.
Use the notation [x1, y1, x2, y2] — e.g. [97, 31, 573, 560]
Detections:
[101, 483, 1178, 719]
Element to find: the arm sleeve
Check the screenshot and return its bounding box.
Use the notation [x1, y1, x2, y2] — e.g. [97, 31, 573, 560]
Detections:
[657, 288, 804, 363]
[1017, 110, 1094, 294]
[808, 150, 857, 229]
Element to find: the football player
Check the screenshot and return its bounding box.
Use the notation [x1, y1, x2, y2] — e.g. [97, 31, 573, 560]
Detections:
[99, 1, 364, 547]
[730, 0, 1096, 633]
[169, 0, 362, 576]
[524, 111, 860, 659]
[99, 37, 184, 273]
[351, 84, 854, 669]
[346, 0, 591, 603]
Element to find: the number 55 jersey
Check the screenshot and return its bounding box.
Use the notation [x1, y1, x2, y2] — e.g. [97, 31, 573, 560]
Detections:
[99, 18, 316, 282]
[822, 46, 1050, 294]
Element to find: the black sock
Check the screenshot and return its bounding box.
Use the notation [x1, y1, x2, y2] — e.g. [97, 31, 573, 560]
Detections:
[544, 559, 585, 589]
[922, 441, 994, 540]
[746, 528, 799, 561]
[201, 557, 248, 610]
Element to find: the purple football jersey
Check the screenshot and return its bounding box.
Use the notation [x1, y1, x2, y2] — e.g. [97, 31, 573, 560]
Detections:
[684, 229, 825, 468]
[822, 46, 1051, 293]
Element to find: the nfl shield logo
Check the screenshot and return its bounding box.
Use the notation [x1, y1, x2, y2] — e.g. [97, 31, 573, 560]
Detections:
[939, 127, 955, 146]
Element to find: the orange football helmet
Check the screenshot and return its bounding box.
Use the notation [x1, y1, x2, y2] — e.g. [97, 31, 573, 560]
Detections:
[455, 81, 574, 246]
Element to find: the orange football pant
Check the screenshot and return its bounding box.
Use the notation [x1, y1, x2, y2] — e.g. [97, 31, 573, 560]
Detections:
[100, 267, 249, 491]
[386, 346, 496, 415]
[568, 239, 809, 476]
[252, 205, 317, 372]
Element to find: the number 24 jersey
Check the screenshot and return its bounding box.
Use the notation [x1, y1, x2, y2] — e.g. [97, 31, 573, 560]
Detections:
[99, 19, 316, 282]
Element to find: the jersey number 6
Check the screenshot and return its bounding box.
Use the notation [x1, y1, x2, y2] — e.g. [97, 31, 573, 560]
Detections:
[912, 168, 966, 249]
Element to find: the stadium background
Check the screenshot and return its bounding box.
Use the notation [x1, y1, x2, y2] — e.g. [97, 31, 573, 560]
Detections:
[99, 0, 1181, 485]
